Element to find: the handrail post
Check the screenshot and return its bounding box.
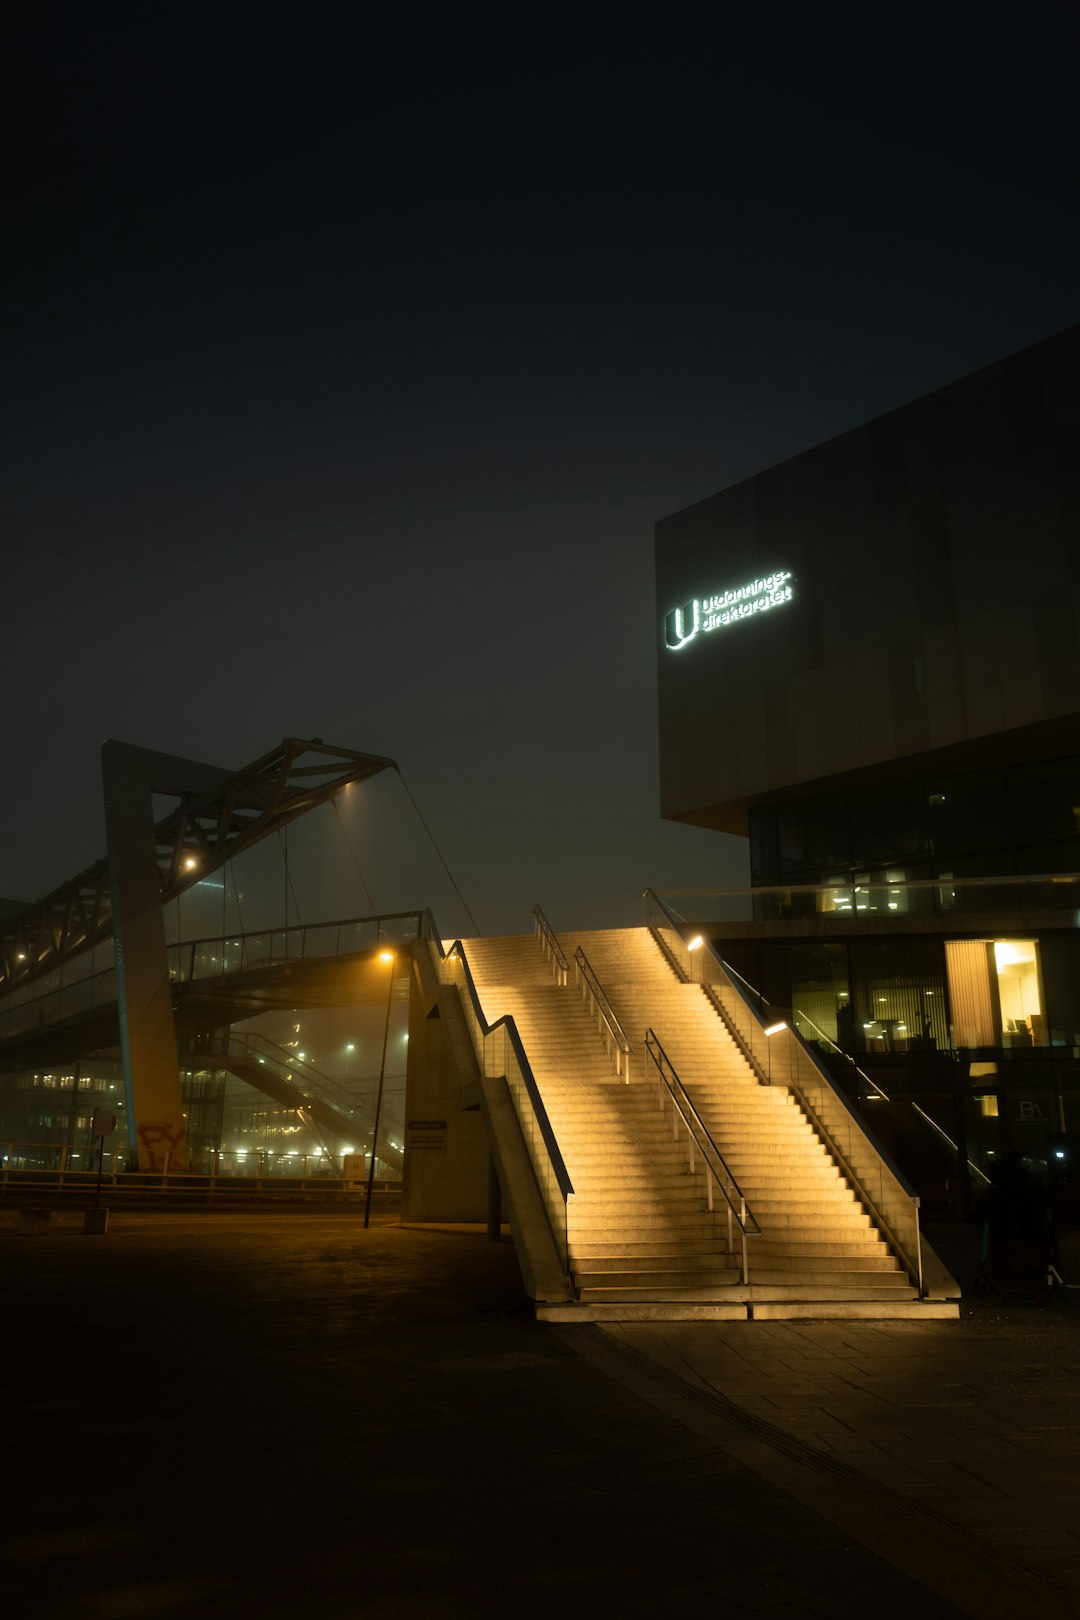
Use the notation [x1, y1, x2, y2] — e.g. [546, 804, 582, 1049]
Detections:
[914, 1196, 924, 1296]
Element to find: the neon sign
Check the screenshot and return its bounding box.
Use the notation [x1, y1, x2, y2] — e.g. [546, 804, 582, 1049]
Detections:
[664, 570, 793, 650]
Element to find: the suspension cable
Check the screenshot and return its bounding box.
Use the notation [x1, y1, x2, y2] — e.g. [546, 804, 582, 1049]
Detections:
[229, 857, 246, 937]
[395, 768, 483, 937]
[330, 799, 378, 913]
[277, 827, 303, 930]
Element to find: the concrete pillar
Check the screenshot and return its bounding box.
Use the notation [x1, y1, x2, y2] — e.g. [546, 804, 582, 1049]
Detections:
[101, 741, 230, 1172]
[401, 952, 489, 1222]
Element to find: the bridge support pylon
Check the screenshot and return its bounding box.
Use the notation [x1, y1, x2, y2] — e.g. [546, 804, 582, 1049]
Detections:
[102, 741, 232, 1172]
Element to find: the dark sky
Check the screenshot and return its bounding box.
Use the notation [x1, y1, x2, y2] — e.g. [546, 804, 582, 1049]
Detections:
[4, 6, 1079, 936]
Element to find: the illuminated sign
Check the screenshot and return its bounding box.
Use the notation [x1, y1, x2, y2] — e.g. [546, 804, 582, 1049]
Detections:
[664, 570, 793, 650]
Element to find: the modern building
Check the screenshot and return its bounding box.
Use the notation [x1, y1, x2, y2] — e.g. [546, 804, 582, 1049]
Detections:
[655, 323, 1080, 1216]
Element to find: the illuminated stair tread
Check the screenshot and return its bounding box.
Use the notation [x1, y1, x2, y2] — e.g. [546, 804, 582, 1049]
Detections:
[462, 927, 938, 1321]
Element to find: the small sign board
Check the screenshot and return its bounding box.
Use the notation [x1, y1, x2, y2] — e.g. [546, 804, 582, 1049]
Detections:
[91, 1110, 117, 1138]
[406, 1119, 447, 1152]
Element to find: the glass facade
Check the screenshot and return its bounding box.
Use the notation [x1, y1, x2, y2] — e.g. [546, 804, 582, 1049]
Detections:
[713, 925, 1080, 1218]
[750, 755, 1080, 887]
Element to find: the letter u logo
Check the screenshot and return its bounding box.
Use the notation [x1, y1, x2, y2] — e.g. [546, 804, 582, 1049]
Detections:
[665, 599, 700, 650]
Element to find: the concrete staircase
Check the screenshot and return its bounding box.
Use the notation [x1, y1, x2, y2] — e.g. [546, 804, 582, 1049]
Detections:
[464, 928, 958, 1321]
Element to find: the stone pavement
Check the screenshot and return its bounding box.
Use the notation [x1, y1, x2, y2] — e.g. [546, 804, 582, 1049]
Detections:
[0, 1210, 1071, 1619]
[561, 1242, 1080, 1620]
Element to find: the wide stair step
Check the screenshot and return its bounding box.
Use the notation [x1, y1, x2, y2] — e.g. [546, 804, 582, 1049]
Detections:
[462, 926, 952, 1322]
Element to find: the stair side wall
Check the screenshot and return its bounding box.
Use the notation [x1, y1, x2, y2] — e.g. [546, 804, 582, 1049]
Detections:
[401, 951, 490, 1222]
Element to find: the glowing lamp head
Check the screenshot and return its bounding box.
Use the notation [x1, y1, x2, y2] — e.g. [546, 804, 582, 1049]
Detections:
[184, 857, 198, 871]
[378, 950, 394, 963]
[687, 935, 704, 952]
[763, 1021, 788, 1037]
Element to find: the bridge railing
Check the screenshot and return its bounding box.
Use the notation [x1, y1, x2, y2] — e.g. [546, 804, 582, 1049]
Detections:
[0, 964, 118, 1041]
[0, 912, 430, 1041]
[168, 911, 428, 983]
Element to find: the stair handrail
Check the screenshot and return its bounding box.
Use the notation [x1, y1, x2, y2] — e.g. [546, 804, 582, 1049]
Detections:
[423, 915, 573, 1280]
[573, 947, 633, 1083]
[644, 887, 925, 1297]
[644, 1029, 758, 1284]
[213, 1030, 395, 1172]
[783, 1008, 991, 1189]
[531, 905, 569, 986]
[227, 1031, 376, 1117]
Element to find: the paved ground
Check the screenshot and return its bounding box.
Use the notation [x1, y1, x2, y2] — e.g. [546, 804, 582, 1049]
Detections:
[1, 1211, 1074, 1619]
[567, 1223, 1080, 1620]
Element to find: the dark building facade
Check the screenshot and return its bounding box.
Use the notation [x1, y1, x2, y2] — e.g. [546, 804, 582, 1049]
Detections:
[656, 326, 1080, 1217]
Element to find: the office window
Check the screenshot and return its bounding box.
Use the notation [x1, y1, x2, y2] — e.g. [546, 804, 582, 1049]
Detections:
[850, 940, 948, 1054]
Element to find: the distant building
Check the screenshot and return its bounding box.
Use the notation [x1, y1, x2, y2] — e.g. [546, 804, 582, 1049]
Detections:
[656, 325, 1080, 1216]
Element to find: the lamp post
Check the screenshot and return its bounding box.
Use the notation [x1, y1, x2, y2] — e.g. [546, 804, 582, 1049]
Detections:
[363, 950, 395, 1229]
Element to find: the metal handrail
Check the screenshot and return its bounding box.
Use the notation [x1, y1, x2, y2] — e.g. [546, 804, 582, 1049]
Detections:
[729, 977, 991, 1187]
[644, 1030, 757, 1284]
[573, 947, 633, 1082]
[532, 904, 569, 986]
[644, 888, 925, 1297]
[910, 1103, 992, 1187]
[443, 941, 572, 1200]
[715, 983, 924, 1295]
[789, 1007, 891, 1101]
[228, 1032, 369, 1114]
[422, 910, 573, 1278]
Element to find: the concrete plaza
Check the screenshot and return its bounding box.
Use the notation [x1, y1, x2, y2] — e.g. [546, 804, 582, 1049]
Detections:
[2, 1210, 1075, 1618]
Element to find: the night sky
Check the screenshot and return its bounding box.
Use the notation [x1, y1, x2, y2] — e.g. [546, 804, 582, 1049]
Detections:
[5, 8, 1079, 938]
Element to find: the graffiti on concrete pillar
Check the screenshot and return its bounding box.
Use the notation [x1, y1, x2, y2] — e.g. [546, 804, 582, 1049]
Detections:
[137, 1121, 188, 1171]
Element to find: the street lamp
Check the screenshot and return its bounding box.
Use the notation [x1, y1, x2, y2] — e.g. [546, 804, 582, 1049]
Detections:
[364, 950, 395, 1229]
